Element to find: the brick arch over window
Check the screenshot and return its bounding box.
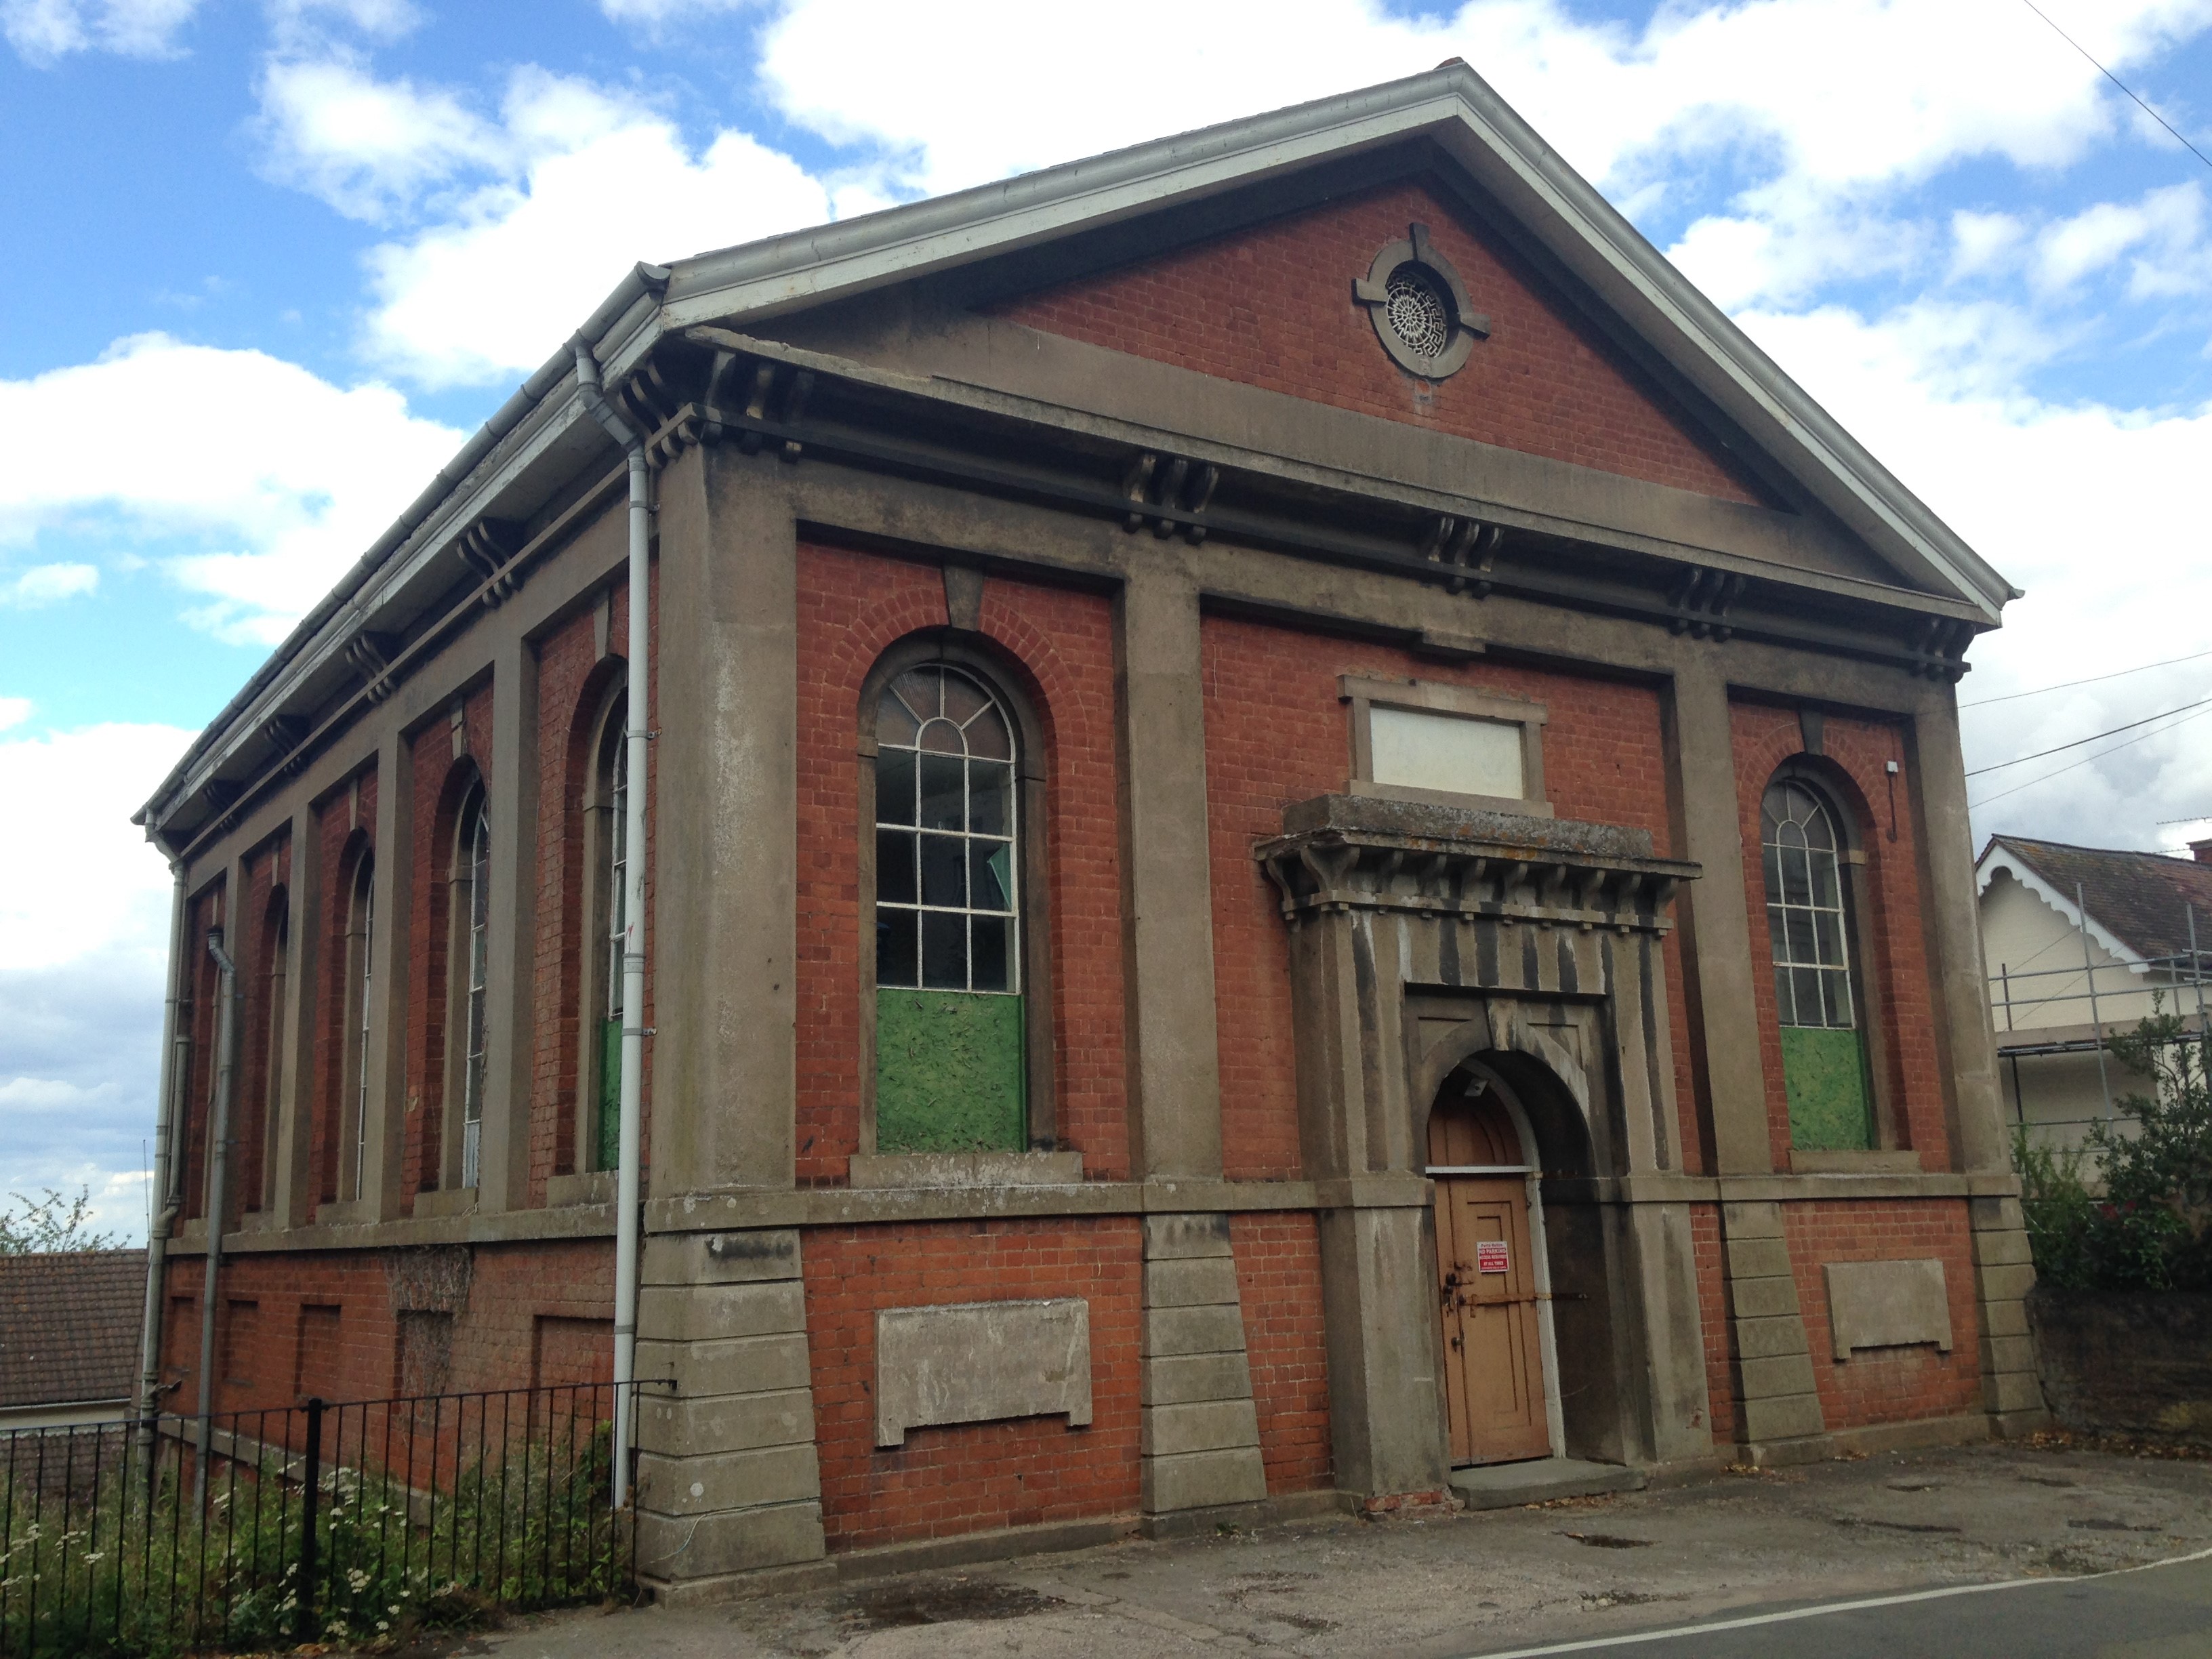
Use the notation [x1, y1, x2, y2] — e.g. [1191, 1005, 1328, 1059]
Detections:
[856, 634, 1057, 1154]
[794, 543, 1128, 1182]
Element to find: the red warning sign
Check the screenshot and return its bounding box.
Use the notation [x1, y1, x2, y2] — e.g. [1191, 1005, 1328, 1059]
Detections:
[1475, 1240, 1511, 1275]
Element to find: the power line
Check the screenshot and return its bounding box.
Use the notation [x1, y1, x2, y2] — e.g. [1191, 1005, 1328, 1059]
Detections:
[1970, 701, 2212, 809]
[1959, 644, 2212, 708]
[2016, 0, 2212, 176]
[1965, 692, 2212, 776]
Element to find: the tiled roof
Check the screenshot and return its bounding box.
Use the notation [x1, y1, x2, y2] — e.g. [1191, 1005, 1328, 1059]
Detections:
[0, 1249, 144, 1410]
[1992, 836, 2212, 966]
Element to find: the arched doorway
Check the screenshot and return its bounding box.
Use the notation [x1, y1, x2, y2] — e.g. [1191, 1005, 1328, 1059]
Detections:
[1427, 1065, 1560, 1466]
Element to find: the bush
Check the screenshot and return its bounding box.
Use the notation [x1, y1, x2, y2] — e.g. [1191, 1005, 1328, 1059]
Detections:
[2017, 1000, 2212, 1291]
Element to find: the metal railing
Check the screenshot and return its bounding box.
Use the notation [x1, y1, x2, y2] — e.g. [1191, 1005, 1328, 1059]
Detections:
[1, 1382, 636, 1658]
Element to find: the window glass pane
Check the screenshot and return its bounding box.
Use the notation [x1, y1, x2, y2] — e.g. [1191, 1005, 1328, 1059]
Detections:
[1761, 846, 1783, 906]
[893, 669, 939, 722]
[878, 910, 918, 987]
[970, 840, 1012, 912]
[920, 834, 966, 907]
[1774, 966, 1795, 1025]
[918, 754, 964, 830]
[1784, 907, 1817, 967]
[966, 705, 1012, 761]
[941, 672, 987, 726]
[1803, 793, 1835, 851]
[1368, 706, 1523, 798]
[1780, 845, 1811, 906]
[1822, 968, 1855, 1027]
[877, 691, 920, 749]
[1811, 855, 1841, 909]
[1812, 908, 1843, 966]
[922, 912, 966, 989]
[876, 830, 917, 907]
[970, 760, 1012, 836]
[1792, 967, 1826, 1028]
[971, 915, 1010, 991]
[918, 718, 964, 755]
[876, 747, 916, 825]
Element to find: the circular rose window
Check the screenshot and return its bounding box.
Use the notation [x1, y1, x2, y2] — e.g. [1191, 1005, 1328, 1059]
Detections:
[1353, 222, 1491, 380]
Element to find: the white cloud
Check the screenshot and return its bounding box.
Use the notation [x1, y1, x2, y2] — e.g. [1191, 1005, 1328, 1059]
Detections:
[0, 722, 188, 973]
[1, 0, 199, 62]
[0, 698, 29, 731]
[1950, 210, 2028, 283]
[1731, 300, 2212, 846]
[598, 0, 746, 22]
[1, 562, 98, 605]
[352, 70, 832, 386]
[255, 55, 503, 222]
[0, 333, 462, 642]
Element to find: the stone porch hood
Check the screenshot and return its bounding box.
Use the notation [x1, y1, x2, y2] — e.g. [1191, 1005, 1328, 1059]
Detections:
[1255, 794, 1699, 936]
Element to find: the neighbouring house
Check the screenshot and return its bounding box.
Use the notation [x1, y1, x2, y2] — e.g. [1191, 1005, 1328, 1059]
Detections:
[1978, 835, 2212, 1151]
[131, 63, 2042, 1598]
[0, 1250, 146, 1431]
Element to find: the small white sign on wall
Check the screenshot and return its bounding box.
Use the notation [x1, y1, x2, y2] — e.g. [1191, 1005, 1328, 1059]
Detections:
[1476, 1240, 1511, 1275]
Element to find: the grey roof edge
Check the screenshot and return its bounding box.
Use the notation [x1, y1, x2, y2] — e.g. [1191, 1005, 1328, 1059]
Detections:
[140, 62, 2015, 839]
[134, 264, 670, 841]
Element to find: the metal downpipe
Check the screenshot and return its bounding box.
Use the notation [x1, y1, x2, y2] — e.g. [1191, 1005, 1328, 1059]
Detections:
[573, 337, 651, 1509]
[194, 925, 241, 1509]
[136, 862, 189, 1481]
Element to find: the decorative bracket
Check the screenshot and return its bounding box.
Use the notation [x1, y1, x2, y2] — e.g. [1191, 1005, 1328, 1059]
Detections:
[1419, 514, 1504, 596]
[1120, 450, 1218, 542]
[344, 628, 400, 705]
[1666, 567, 1744, 640]
[457, 518, 526, 607]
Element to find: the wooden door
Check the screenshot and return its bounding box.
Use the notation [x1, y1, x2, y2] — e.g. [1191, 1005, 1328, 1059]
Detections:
[1430, 1094, 1551, 1465]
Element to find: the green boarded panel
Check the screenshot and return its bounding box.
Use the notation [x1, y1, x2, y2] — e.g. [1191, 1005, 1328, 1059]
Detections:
[1780, 1025, 1874, 1151]
[596, 1017, 621, 1171]
[876, 989, 1026, 1153]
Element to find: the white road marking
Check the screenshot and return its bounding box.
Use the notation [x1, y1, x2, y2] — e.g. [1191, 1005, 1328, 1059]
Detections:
[1464, 1543, 2212, 1658]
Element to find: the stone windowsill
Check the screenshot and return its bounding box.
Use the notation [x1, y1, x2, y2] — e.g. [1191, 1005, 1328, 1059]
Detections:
[546, 1171, 616, 1208]
[1788, 1149, 1925, 1175]
[1345, 779, 1555, 820]
[411, 1187, 478, 1218]
[309, 1199, 375, 1227]
[848, 1151, 1085, 1189]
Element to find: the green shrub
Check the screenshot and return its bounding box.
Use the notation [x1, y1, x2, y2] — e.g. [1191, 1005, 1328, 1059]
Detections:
[2015, 1000, 2212, 1291]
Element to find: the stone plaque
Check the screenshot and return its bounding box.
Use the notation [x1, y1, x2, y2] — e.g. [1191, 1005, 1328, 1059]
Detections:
[1825, 1258, 1952, 1358]
[875, 1297, 1092, 1447]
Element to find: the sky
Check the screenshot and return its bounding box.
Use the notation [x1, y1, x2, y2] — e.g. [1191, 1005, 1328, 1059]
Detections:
[3, 0, 2210, 1239]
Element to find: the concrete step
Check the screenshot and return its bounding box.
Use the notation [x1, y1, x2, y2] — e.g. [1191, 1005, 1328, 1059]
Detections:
[1448, 1456, 1647, 1511]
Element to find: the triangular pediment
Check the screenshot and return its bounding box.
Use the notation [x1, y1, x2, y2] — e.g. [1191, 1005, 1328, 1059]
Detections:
[989, 179, 1772, 510]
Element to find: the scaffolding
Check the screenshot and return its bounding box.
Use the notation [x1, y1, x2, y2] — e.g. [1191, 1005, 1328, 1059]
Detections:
[1988, 899, 2211, 1144]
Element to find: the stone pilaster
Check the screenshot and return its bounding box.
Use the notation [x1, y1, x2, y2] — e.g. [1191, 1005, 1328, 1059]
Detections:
[633, 1228, 827, 1593]
[1967, 1194, 2048, 1435]
[1721, 1201, 1828, 1461]
[1139, 1214, 1267, 1523]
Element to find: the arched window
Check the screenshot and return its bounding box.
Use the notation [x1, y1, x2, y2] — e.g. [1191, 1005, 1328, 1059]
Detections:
[871, 662, 1026, 1151]
[589, 695, 628, 1172]
[342, 853, 374, 1202]
[452, 785, 491, 1189]
[1761, 779, 1873, 1151]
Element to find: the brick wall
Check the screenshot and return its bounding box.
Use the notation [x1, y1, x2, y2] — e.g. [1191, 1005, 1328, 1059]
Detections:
[1729, 703, 1949, 1168]
[1201, 614, 1701, 1177]
[1783, 1200, 1983, 1431]
[802, 1218, 1142, 1549]
[160, 1239, 613, 1414]
[793, 544, 1127, 1182]
[1231, 1212, 1332, 1493]
[178, 883, 224, 1222]
[993, 178, 1765, 506]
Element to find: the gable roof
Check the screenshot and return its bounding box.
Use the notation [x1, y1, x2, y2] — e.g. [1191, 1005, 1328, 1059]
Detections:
[1978, 836, 2212, 968]
[0, 1249, 144, 1411]
[138, 62, 2013, 848]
